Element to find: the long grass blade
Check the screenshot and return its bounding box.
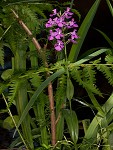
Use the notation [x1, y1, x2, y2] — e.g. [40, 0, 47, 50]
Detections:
[96, 29, 113, 48]
[106, 0, 113, 17]
[68, 0, 101, 62]
[16, 68, 65, 129]
[69, 48, 109, 66]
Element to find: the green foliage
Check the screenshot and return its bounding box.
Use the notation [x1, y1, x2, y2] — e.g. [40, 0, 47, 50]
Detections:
[70, 65, 102, 96]
[0, 43, 4, 68]
[55, 74, 67, 113]
[3, 115, 19, 130]
[62, 109, 78, 145]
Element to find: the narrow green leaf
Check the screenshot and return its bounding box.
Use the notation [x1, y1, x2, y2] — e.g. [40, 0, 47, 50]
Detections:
[69, 49, 109, 66]
[106, 0, 113, 17]
[0, 45, 4, 68]
[86, 89, 104, 116]
[96, 29, 113, 48]
[17, 68, 65, 129]
[68, 0, 101, 62]
[66, 78, 74, 101]
[108, 131, 113, 148]
[56, 113, 64, 141]
[63, 109, 78, 144]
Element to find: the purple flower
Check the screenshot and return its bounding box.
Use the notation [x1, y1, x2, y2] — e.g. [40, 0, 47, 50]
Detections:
[45, 18, 55, 28]
[68, 29, 79, 43]
[48, 28, 64, 41]
[50, 9, 57, 17]
[62, 7, 73, 19]
[48, 30, 57, 40]
[70, 29, 78, 39]
[54, 17, 65, 27]
[55, 28, 64, 39]
[54, 40, 64, 51]
[66, 18, 78, 29]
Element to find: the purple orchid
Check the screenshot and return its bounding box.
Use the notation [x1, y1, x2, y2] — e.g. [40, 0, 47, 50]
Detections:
[48, 28, 64, 40]
[54, 40, 64, 51]
[68, 29, 78, 43]
[48, 30, 57, 40]
[54, 17, 65, 28]
[50, 9, 57, 17]
[55, 28, 64, 39]
[66, 18, 78, 29]
[70, 29, 78, 39]
[46, 7, 79, 51]
[45, 18, 55, 28]
[62, 7, 73, 19]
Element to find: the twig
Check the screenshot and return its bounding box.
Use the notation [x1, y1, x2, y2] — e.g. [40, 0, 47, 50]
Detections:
[11, 9, 56, 146]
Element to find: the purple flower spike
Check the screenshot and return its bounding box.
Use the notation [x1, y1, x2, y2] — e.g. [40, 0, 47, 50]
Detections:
[45, 7, 79, 51]
[54, 40, 64, 51]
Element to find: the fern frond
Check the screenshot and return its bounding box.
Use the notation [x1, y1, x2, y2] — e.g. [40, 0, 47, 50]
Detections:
[97, 65, 113, 86]
[7, 80, 20, 108]
[0, 82, 9, 94]
[82, 66, 102, 96]
[32, 6, 46, 19]
[105, 55, 113, 64]
[70, 66, 102, 96]
[70, 66, 83, 85]
[30, 73, 43, 88]
[55, 74, 67, 115]
[0, 43, 4, 68]
[82, 66, 96, 84]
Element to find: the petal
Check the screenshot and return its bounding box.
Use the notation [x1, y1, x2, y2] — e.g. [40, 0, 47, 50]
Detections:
[56, 35, 61, 39]
[54, 45, 62, 51]
[58, 22, 64, 27]
[48, 36, 54, 40]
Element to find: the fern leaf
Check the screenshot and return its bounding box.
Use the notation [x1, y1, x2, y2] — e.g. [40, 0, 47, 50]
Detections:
[82, 66, 96, 83]
[0, 44, 4, 68]
[0, 82, 9, 94]
[8, 80, 20, 108]
[82, 66, 102, 96]
[55, 74, 67, 115]
[97, 65, 113, 86]
[70, 66, 83, 86]
[30, 74, 42, 88]
[105, 55, 113, 64]
[70, 66, 102, 96]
